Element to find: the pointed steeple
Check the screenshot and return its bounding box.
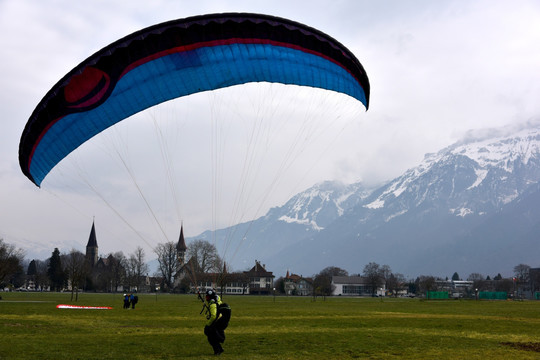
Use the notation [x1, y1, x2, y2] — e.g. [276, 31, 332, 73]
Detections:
[87, 221, 98, 247]
[176, 224, 187, 268]
[85, 220, 98, 267]
[176, 224, 187, 252]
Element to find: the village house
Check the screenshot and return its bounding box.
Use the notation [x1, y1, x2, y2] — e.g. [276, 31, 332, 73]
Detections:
[193, 261, 275, 295]
[196, 271, 249, 295]
[331, 276, 386, 296]
[284, 271, 313, 296]
[244, 260, 275, 295]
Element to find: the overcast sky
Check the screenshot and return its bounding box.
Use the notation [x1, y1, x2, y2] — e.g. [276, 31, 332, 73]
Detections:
[1, 0, 540, 265]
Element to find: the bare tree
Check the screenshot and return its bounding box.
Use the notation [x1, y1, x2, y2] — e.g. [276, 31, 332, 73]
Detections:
[513, 264, 532, 297]
[63, 249, 88, 301]
[416, 275, 437, 294]
[386, 273, 406, 296]
[155, 242, 177, 290]
[494, 278, 513, 293]
[127, 247, 149, 291]
[380, 264, 393, 294]
[109, 252, 127, 292]
[0, 238, 25, 287]
[467, 273, 485, 291]
[186, 239, 222, 274]
[513, 264, 530, 283]
[125, 258, 137, 290]
[363, 262, 383, 296]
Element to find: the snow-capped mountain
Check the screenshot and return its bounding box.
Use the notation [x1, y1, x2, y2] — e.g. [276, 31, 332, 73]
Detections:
[276, 181, 374, 231]
[194, 180, 377, 269]
[366, 127, 540, 216]
[193, 125, 540, 278]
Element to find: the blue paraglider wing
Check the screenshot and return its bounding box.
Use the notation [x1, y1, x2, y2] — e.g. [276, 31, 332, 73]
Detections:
[19, 13, 370, 186]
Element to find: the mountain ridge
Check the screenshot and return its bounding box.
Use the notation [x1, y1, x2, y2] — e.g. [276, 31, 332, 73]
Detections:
[190, 124, 540, 278]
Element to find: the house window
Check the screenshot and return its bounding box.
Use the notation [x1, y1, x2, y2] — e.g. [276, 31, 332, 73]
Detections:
[342, 285, 362, 295]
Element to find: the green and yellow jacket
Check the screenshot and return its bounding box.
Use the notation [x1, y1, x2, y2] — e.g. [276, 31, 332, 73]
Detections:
[206, 295, 222, 326]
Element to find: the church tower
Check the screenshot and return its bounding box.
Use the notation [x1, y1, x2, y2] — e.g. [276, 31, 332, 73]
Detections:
[176, 224, 187, 267]
[174, 224, 189, 287]
[85, 221, 98, 267]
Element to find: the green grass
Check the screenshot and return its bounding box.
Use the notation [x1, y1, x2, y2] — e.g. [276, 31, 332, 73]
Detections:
[1, 292, 539, 359]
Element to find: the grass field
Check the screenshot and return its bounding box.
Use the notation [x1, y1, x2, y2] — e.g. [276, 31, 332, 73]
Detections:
[1, 292, 539, 359]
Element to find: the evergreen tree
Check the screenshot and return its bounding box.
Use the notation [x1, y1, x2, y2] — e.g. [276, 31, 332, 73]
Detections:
[452, 272, 460, 281]
[27, 260, 37, 276]
[47, 248, 65, 291]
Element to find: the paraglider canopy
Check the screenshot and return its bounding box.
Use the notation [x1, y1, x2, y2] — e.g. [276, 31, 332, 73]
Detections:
[19, 13, 370, 186]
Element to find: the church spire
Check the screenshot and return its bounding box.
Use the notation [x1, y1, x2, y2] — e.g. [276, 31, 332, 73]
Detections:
[86, 220, 98, 267]
[176, 223, 187, 266]
[176, 223, 187, 252]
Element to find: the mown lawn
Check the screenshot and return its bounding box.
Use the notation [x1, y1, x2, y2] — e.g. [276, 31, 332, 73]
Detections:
[1, 292, 539, 359]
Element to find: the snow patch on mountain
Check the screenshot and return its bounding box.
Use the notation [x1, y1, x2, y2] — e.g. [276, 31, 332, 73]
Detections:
[385, 209, 407, 222]
[278, 215, 323, 230]
[468, 168, 488, 189]
[365, 198, 384, 209]
[450, 207, 473, 217]
[501, 190, 519, 205]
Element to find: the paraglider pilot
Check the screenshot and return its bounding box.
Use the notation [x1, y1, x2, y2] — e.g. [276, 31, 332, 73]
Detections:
[204, 289, 231, 355]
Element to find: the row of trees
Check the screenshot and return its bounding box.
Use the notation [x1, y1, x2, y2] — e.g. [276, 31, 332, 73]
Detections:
[0, 237, 223, 296]
[275, 262, 540, 298]
[25, 247, 150, 300]
[1, 237, 538, 297]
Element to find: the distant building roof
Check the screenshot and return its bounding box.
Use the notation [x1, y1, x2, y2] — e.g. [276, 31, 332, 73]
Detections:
[286, 272, 312, 284]
[332, 276, 367, 285]
[196, 272, 248, 283]
[244, 260, 274, 277]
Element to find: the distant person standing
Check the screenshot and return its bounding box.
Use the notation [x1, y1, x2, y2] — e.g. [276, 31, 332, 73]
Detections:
[131, 293, 138, 309]
[123, 294, 130, 309]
